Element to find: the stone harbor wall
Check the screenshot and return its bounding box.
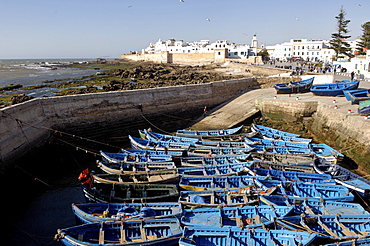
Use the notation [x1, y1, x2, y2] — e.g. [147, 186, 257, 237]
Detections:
[0, 78, 257, 170]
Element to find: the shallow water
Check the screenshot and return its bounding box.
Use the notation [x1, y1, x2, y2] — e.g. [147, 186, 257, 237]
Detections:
[0, 59, 97, 88]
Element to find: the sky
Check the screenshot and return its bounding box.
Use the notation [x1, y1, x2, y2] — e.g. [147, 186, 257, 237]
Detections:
[0, 0, 369, 59]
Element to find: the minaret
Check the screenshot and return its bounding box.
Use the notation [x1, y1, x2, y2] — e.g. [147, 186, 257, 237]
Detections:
[251, 34, 258, 48]
[251, 34, 258, 56]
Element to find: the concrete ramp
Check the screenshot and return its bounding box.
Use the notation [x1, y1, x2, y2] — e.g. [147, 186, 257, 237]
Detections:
[191, 88, 276, 130]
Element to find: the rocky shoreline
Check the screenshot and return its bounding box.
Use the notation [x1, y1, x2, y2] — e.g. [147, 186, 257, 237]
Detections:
[0, 60, 293, 106]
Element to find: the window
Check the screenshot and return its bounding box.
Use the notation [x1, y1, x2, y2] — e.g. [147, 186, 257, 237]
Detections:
[241, 52, 245, 55]
[317, 52, 319, 55]
[218, 52, 221, 55]
[302, 46, 304, 49]
[317, 46, 320, 49]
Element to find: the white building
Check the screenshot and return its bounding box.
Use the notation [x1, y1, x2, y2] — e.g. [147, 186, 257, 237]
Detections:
[267, 39, 336, 62]
[141, 36, 260, 59]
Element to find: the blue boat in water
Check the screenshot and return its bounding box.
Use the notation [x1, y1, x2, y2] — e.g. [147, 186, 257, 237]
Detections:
[274, 77, 314, 94]
[72, 202, 182, 224]
[176, 125, 244, 138]
[314, 160, 370, 198]
[56, 218, 182, 246]
[310, 80, 360, 96]
[259, 196, 369, 216]
[179, 227, 318, 246]
[276, 214, 370, 240]
[181, 206, 294, 228]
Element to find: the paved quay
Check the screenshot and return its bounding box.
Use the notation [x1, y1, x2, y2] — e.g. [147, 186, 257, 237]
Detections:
[191, 76, 370, 130]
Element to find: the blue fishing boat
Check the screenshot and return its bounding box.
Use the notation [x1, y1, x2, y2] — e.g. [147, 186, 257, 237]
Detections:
[129, 135, 192, 151]
[314, 160, 370, 198]
[251, 152, 316, 165]
[56, 218, 182, 246]
[263, 197, 368, 216]
[121, 148, 184, 157]
[179, 156, 250, 167]
[248, 167, 333, 183]
[276, 214, 370, 240]
[259, 196, 369, 216]
[358, 99, 370, 114]
[176, 125, 244, 138]
[179, 177, 354, 201]
[274, 77, 314, 94]
[251, 124, 312, 143]
[251, 145, 314, 155]
[81, 182, 179, 203]
[252, 124, 301, 138]
[181, 206, 294, 228]
[101, 151, 173, 163]
[178, 189, 265, 207]
[179, 227, 318, 246]
[178, 163, 252, 176]
[246, 137, 310, 148]
[310, 80, 360, 96]
[324, 237, 370, 246]
[343, 89, 370, 104]
[141, 130, 199, 144]
[92, 172, 179, 185]
[250, 160, 316, 173]
[255, 179, 354, 202]
[97, 161, 176, 175]
[72, 202, 182, 224]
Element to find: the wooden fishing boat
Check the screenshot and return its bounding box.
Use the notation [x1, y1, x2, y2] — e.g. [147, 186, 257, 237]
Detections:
[179, 227, 318, 246]
[276, 215, 370, 240]
[179, 176, 267, 191]
[56, 218, 182, 246]
[344, 89, 370, 104]
[250, 160, 315, 173]
[72, 202, 182, 224]
[177, 162, 251, 176]
[181, 205, 294, 228]
[144, 130, 254, 149]
[187, 147, 253, 156]
[251, 152, 316, 164]
[259, 196, 369, 216]
[178, 189, 268, 208]
[176, 125, 244, 138]
[256, 179, 354, 202]
[310, 80, 360, 96]
[101, 151, 173, 163]
[314, 160, 370, 198]
[247, 167, 333, 183]
[97, 161, 177, 175]
[130, 135, 192, 151]
[92, 172, 179, 185]
[311, 143, 344, 162]
[274, 77, 314, 94]
[179, 155, 250, 167]
[81, 182, 179, 203]
[324, 237, 370, 246]
[251, 124, 301, 138]
[141, 130, 199, 144]
[179, 177, 353, 201]
[246, 137, 310, 148]
[252, 145, 314, 155]
[251, 124, 312, 143]
[358, 99, 370, 114]
[121, 148, 184, 157]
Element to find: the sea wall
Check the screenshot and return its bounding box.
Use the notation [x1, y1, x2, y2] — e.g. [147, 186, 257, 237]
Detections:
[0, 77, 258, 170]
[258, 98, 370, 169]
[256, 98, 318, 122]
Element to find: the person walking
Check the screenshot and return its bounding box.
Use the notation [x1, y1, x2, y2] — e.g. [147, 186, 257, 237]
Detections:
[351, 71, 355, 81]
[203, 106, 207, 117]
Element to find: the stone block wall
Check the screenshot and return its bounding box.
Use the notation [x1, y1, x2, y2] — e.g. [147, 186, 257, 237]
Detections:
[0, 78, 255, 169]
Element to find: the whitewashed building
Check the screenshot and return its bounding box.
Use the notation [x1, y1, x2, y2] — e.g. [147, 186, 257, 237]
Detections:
[267, 39, 336, 62]
[141, 37, 259, 59]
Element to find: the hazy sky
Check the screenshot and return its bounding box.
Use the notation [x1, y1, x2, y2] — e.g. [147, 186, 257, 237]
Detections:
[1, 0, 369, 59]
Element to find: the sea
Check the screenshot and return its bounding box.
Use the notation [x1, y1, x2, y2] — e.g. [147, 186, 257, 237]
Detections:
[0, 58, 98, 88]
